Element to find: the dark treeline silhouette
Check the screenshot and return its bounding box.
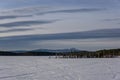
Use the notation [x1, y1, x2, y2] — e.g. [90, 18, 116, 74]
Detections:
[58, 49, 120, 58]
[0, 51, 18, 56]
[0, 48, 120, 58]
[22, 51, 56, 56]
[0, 51, 56, 56]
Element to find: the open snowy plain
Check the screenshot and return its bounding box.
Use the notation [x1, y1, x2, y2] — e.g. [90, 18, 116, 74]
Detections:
[0, 56, 120, 80]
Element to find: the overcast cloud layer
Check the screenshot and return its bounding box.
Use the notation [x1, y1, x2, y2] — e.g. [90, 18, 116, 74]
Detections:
[0, 0, 120, 50]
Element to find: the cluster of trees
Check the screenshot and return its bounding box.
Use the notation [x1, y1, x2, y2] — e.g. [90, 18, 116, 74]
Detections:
[0, 51, 56, 56]
[0, 51, 17, 56]
[0, 49, 120, 58]
[57, 49, 120, 58]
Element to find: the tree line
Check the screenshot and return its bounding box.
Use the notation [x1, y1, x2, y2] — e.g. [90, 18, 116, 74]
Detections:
[57, 49, 120, 58]
[0, 48, 120, 58]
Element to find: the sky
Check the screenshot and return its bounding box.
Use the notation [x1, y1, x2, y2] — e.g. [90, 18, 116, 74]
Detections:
[0, 0, 120, 51]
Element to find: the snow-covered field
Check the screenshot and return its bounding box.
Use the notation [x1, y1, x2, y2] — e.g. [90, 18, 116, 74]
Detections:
[0, 56, 120, 80]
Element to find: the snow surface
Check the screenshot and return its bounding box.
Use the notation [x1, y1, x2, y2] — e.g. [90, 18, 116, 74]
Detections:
[0, 56, 120, 80]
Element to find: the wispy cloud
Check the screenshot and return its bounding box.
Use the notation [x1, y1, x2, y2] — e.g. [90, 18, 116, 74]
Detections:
[2, 7, 104, 16]
[1, 28, 120, 41]
[0, 28, 32, 33]
[37, 8, 104, 15]
[0, 20, 58, 27]
[103, 18, 120, 21]
[1, 6, 50, 14]
[0, 15, 32, 20]
[0, 28, 120, 50]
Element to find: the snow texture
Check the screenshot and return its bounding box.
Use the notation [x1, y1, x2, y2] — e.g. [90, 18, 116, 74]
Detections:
[0, 56, 120, 80]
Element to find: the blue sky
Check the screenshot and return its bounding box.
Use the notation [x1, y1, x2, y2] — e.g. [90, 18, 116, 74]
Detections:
[0, 0, 120, 50]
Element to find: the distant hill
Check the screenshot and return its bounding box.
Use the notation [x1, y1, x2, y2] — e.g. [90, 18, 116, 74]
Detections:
[31, 48, 81, 53]
[0, 48, 120, 58]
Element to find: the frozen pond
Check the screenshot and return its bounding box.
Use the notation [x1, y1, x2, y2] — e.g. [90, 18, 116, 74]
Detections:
[0, 56, 120, 80]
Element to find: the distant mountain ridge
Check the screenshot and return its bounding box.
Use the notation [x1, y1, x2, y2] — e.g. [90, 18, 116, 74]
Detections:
[13, 48, 81, 53]
[0, 48, 120, 57]
[31, 48, 81, 53]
